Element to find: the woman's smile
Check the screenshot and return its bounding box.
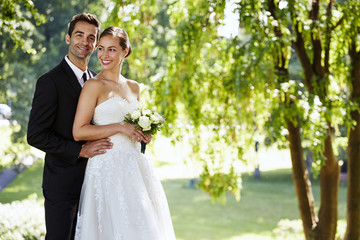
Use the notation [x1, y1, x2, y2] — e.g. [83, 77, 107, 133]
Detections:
[101, 59, 112, 65]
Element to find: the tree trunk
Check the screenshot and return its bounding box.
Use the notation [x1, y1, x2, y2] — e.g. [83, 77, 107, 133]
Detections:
[287, 119, 318, 240]
[273, 1, 340, 238]
[315, 128, 340, 239]
[346, 106, 360, 240]
[345, 41, 360, 240]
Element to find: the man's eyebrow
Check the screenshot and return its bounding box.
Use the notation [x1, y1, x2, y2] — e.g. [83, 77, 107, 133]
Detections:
[75, 30, 95, 37]
[73, 30, 84, 35]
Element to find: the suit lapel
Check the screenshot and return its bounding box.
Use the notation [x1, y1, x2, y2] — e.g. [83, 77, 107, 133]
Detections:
[60, 58, 82, 96]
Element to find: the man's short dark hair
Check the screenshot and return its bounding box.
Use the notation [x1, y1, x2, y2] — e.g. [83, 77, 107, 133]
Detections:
[68, 13, 101, 40]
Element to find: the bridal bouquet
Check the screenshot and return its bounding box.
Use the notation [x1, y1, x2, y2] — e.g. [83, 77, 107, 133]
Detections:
[124, 108, 165, 153]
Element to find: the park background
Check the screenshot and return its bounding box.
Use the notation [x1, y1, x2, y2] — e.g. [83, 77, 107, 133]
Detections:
[0, 0, 359, 239]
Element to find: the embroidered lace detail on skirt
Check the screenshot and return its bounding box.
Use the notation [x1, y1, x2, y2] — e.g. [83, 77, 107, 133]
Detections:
[75, 98, 176, 240]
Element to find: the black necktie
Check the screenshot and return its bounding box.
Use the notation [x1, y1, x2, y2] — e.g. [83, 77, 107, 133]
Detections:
[82, 72, 87, 84]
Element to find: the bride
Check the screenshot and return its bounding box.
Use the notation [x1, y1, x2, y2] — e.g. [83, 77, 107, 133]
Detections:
[72, 26, 176, 240]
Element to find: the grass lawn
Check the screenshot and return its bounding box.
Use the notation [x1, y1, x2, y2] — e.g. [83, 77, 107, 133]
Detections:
[164, 170, 347, 240]
[0, 160, 43, 203]
[0, 156, 347, 240]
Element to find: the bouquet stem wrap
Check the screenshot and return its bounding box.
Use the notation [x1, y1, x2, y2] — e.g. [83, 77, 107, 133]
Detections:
[141, 141, 146, 154]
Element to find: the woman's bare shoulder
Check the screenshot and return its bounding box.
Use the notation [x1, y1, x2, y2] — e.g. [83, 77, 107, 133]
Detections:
[81, 78, 108, 98]
[83, 77, 105, 87]
[86, 77, 113, 90]
[125, 78, 140, 93]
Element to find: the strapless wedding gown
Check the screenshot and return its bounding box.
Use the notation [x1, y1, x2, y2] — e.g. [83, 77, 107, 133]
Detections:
[74, 97, 176, 240]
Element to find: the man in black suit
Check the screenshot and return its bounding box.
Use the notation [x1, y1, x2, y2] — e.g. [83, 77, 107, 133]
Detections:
[27, 13, 112, 240]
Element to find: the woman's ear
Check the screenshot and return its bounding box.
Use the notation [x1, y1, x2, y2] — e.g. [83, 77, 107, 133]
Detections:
[124, 48, 129, 58]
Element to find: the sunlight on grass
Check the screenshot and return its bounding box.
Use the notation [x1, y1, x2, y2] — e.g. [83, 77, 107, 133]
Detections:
[224, 234, 275, 240]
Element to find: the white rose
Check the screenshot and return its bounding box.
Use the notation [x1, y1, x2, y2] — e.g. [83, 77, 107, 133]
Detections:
[150, 114, 160, 124]
[138, 116, 152, 131]
[154, 112, 164, 122]
[131, 110, 141, 121]
[142, 109, 152, 116]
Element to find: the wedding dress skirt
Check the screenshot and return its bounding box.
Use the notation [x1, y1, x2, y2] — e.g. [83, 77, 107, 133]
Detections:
[75, 97, 176, 240]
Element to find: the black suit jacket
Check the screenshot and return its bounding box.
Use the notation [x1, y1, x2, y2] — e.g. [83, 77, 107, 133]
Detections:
[27, 58, 96, 194]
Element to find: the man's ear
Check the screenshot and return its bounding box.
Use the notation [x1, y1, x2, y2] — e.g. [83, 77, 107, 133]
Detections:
[65, 34, 70, 44]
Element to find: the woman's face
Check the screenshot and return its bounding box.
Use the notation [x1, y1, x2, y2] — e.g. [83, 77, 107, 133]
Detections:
[97, 35, 127, 70]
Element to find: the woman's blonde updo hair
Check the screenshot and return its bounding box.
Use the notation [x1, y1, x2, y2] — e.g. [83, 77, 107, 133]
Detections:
[100, 26, 132, 58]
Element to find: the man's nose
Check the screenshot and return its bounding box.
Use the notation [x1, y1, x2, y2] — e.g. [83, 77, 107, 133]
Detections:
[81, 36, 90, 44]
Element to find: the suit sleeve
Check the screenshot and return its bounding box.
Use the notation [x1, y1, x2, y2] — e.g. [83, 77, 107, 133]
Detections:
[27, 75, 82, 164]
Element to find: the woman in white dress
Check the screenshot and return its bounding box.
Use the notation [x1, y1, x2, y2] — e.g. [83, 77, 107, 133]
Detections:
[72, 26, 176, 240]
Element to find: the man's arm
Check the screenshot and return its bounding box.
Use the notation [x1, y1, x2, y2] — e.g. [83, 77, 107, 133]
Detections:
[27, 75, 82, 163]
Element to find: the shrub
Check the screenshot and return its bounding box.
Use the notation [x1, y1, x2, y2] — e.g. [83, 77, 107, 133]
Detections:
[0, 195, 45, 240]
[273, 218, 347, 240]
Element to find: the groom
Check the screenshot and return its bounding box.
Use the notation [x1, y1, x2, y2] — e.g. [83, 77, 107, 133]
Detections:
[27, 13, 112, 240]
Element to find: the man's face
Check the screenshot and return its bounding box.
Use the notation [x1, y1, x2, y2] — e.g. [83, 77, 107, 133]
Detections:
[65, 21, 98, 61]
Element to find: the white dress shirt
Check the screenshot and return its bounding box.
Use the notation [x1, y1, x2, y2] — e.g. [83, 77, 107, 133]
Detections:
[65, 56, 92, 87]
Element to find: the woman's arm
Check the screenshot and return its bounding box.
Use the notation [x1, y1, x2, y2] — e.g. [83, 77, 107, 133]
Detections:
[73, 79, 147, 142]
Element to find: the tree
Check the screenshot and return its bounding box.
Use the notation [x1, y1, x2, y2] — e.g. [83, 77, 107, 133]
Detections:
[104, 0, 171, 86]
[234, 0, 356, 238]
[289, 0, 341, 238]
[0, 0, 45, 55]
[0, 0, 45, 107]
[153, 0, 245, 203]
[0, 0, 46, 167]
[341, 1, 360, 238]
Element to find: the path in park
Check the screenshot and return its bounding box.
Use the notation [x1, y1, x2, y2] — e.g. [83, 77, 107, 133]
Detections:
[0, 167, 22, 192]
[0, 154, 38, 192]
